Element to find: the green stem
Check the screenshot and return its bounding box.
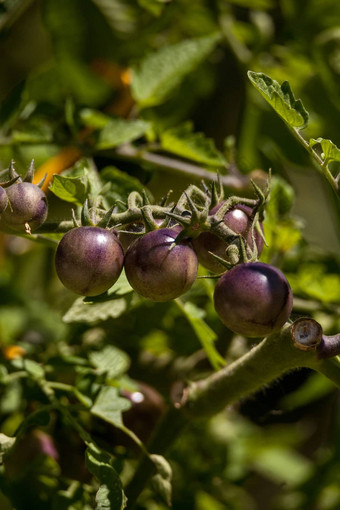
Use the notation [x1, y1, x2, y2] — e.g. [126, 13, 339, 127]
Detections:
[186, 325, 313, 417]
[114, 144, 249, 190]
[292, 128, 337, 194]
[126, 323, 340, 506]
[125, 406, 188, 508]
[311, 357, 340, 387]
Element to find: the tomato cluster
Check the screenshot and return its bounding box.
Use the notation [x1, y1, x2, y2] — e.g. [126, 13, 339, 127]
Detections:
[0, 165, 293, 338]
[54, 200, 293, 339]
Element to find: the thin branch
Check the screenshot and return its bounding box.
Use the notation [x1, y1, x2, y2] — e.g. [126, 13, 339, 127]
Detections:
[114, 144, 249, 190]
[292, 128, 337, 194]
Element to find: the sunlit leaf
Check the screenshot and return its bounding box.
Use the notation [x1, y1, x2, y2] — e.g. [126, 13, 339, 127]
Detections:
[138, 0, 170, 16]
[131, 33, 221, 108]
[89, 345, 130, 379]
[0, 433, 16, 463]
[63, 296, 129, 324]
[160, 122, 227, 167]
[62, 272, 139, 324]
[96, 119, 151, 150]
[248, 71, 309, 129]
[286, 264, 340, 304]
[11, 358, 45, 379]
[309, 137, 340, 163]
[49, 174, 88, 205]
[80, 108, 112, 129]
[91, 386, 131, 428]
[175, 300, 225, 370]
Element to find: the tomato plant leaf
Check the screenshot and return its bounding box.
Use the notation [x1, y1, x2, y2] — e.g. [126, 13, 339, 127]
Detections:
[62, 296, 129, 324]
[89, 345, 130, 379]
[85, 443, 127, 510]
[131, 33, 221, 108]
[0, 433, 16, 464]
[11, 358, 45, 379]
[150, 454, 172, 506]
[247, 71, 309, 129]
[230, 0, 273, 7]
[96, 119, 151, 150]
[80, 108, 112, 129]
[62, 272, 139, 324]
[309, 137, 340, 164]
[286, 264, 340, 304]
[49, 174, 88, 205]
[160, 122, 227, 167]
[91, 386, 131, 429]
[137, 0, 169, 16]
[175, 300, 225, 370]
[101, 166, 153, 204]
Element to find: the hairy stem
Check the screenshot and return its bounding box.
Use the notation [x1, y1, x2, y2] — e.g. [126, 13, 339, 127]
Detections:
[126, 323, 340, 506]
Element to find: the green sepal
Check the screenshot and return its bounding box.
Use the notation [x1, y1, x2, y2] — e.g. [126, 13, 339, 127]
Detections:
[81, 199, 94, 226]
[8, 160, 20, 181]
[23, 159, 35, 183]
[0, 174, 20, 188]
[97, 205, 115, 229]
[36, 173, 48, 189]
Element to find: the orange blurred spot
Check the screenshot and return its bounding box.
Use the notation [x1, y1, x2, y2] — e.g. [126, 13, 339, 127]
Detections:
[3, 345, 26, 360]
[91, 59, 135, 117]
[91, 58, 126, 87]
[121, 68, 132, 86]
[33, 147, 82, 192]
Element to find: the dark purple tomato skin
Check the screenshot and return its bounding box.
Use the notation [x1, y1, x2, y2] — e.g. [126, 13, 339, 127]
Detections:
[193, 204, 264, 273]
[2, 182, 48, 231]
[55, 227, 124, 296]
[0, 187, 8, 214]
[119, 222, 146, 253]
[124, 228, 198, 302]
[214, 262, 293, 337]
[119, 220, 181, 253]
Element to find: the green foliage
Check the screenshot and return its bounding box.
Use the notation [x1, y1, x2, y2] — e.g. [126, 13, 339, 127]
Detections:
[89, 345, 130, 379]
[85, 444, 127, 510]
[150, 454, 172, 506]
[175, 300, 225, 370]
[0, 433, 16, 463]
[309, 137, 340, 164]
[1, 1, 340, 509]
[160, 123, 227, 167]
[49, 174, 88, 205]
[91, 386, 132, 429]
[96, 119, 151, 150]
[131, 33, 221, 108]
[248, 71, 309, 129]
